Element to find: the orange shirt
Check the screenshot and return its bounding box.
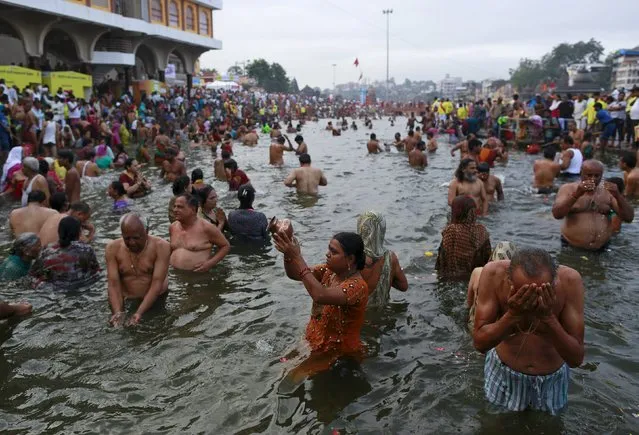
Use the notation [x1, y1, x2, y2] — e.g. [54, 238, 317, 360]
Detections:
[305, 264, 368, 356]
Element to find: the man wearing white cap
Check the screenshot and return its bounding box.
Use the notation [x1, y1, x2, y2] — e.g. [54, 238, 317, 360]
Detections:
[21, 157, 49, 207]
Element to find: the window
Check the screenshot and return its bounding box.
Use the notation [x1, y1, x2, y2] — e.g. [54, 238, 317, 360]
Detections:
[185, 6, 195, 31]
[168, 1, 179, 27]
[199, 10, 209, 35]
[150, 0, 163, 22]
[91, 0, 110, 9]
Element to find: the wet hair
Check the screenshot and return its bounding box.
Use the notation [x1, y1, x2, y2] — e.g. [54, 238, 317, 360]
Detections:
[124, 157, 136, 169]
[543, 147, 557, 160]
[237, 183, 255, 209]
[370, 133, 376, 140]
[38, 159, 49, 176]
[294, 135, 303, 143]
[110, 180, 126, 196]
[166, 147, 177, 157]
[58, 149, 75, 164]
[27, 190, 46, 204]
[477, 162, 490, 173]
[332, 232, 366, 270]
[594, 102, 603, 110]
[408, 130, 414, 137]
[455, 158, 476, 182]
[426, 131, 434, 139]
[417, 141, 426, 151]
[49, 192, 68, 212]
[605, 177, 625, 194]
[299, 153, 311, 164]
[69, 201, 90, 215]
[221, 150, 231, 159]
[508, 247, 558, 283]
[172, 175, 191, 196]
[621, 151, 637, 168]
[58, 216, 82, 248]
[11, 232, 39, 256]
[469, 138, 482, 151]
[191, 168, 204, 183]
[277, 136, 285, 144]
[224, 159, 238, 171]
[177, 193, 199, 211]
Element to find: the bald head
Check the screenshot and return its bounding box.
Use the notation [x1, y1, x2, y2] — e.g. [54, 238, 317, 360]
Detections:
[582, 159, 604, 173]
[581, 159, 604, 186]
[120, 213, 149, 253]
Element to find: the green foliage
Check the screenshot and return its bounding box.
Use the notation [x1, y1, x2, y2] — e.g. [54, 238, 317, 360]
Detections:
[509, 39, 606, 90]
[289, 78, 300, 93]
[246, 59, 290, 93]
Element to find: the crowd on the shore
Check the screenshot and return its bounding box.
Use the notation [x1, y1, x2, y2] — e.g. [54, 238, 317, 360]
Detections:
[1, 80, 638, 417]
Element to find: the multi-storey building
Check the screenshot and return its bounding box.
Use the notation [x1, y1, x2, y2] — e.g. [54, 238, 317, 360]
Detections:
[0, 0, 222, 87]
[611, 48, 639, 90]
[438, 74, 462, 100]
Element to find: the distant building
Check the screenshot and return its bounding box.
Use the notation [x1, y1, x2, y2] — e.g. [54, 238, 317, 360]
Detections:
[611, 48, 639, 90]
[438, 74, 462, 99]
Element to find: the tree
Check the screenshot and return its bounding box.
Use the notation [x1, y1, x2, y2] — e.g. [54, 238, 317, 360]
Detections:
[289, 78, 300, 93]
[227, 65, 243, 77]
[246, 59, 290, 93]
[509, 39, 606, 91]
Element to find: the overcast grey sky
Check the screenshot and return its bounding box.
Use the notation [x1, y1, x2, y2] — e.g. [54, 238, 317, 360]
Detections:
[199, 0, 639, 89]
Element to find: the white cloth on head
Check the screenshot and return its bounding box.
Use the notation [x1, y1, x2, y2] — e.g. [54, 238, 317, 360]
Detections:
[1, 146, 22, 191]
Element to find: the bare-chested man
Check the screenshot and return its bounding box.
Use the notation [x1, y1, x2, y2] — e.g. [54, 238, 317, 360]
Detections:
[106, 212, 170, 326]
[243, 130, 258, 146]
[450, 134, 474, 159]
[568, 122, 584, 147]
[408, 141, 428, 168]
[269, 136, 294, 166]
[426, 131, 438, 152]
[552, 160, 634, 251]
[619, 151, 639, 198]
[404, 130, 418, 153]
[477, 163, 503, 201]
[39, 201, 95, 247]
[57, 150, 81, 203]
[294, 135, 308, 155]
[21, 157, 50, 207]
[9, 190, 58, 236]
[284, 153, 327, 195]
[473, 248, 584, 414]
[169, 193, 230, 272]
[214, 149, 231, 181]
[367, 133, 383, 154]
[160, 147, 186, 182]
[448, 158, 488, 215]
[533, 147, 561, 194]
[75, 150, 100, 177]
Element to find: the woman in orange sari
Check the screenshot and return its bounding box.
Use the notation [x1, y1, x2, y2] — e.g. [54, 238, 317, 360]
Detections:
[273, 230, 368, 393]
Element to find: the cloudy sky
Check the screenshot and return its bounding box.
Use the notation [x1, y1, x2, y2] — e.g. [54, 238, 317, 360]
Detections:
[200, 0, 639, 89]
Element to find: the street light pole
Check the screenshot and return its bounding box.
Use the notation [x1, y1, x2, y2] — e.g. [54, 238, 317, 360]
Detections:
[382, 9, 393, 102]
[332, 63, 336, 90]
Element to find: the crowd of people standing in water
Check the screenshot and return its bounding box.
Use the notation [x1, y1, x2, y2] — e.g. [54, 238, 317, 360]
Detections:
[0, 81, 638, 417]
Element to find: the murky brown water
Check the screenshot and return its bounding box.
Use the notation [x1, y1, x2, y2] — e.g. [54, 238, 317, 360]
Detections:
[1, 119, 638, 434]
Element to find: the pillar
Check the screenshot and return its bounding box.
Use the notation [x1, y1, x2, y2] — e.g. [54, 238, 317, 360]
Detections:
[186, 73, 192, 99]
[158, 69, 165, 82]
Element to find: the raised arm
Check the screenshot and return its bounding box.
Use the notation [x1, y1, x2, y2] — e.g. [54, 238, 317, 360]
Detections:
[537, 269, 584, 367]
[273, 231, 350, 306]
[608, 182, 634, 223]
[390, 251, 408, 291]
[552, 183, 581, 219]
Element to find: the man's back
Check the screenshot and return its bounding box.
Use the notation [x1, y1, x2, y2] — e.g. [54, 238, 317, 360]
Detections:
[534, 159, 560, 188]
[294, 166, 324, 195]
[10, 206, 57, 236]
[408, 149, 426, 167]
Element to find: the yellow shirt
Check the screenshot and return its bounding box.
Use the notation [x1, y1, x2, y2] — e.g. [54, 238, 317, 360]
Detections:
[457, 106, 468, 120]
[443, 101, 454, 114]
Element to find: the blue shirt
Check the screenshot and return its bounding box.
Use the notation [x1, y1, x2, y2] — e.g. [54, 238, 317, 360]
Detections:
[596, 109, 613, 124]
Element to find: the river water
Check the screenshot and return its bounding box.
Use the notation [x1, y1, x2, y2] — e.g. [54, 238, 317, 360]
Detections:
[1, 118, 638, 434]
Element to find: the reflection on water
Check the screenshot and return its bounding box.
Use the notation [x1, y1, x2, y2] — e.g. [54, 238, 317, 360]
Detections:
[1, 118, 638, 433]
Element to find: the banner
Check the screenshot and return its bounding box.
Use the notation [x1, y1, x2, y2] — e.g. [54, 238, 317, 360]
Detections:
[165, 64, 176, 80]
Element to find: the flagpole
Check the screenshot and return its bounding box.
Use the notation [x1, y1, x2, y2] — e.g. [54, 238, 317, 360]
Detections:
[383, 9, 393, 102]
[332, 63, 336, 90]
